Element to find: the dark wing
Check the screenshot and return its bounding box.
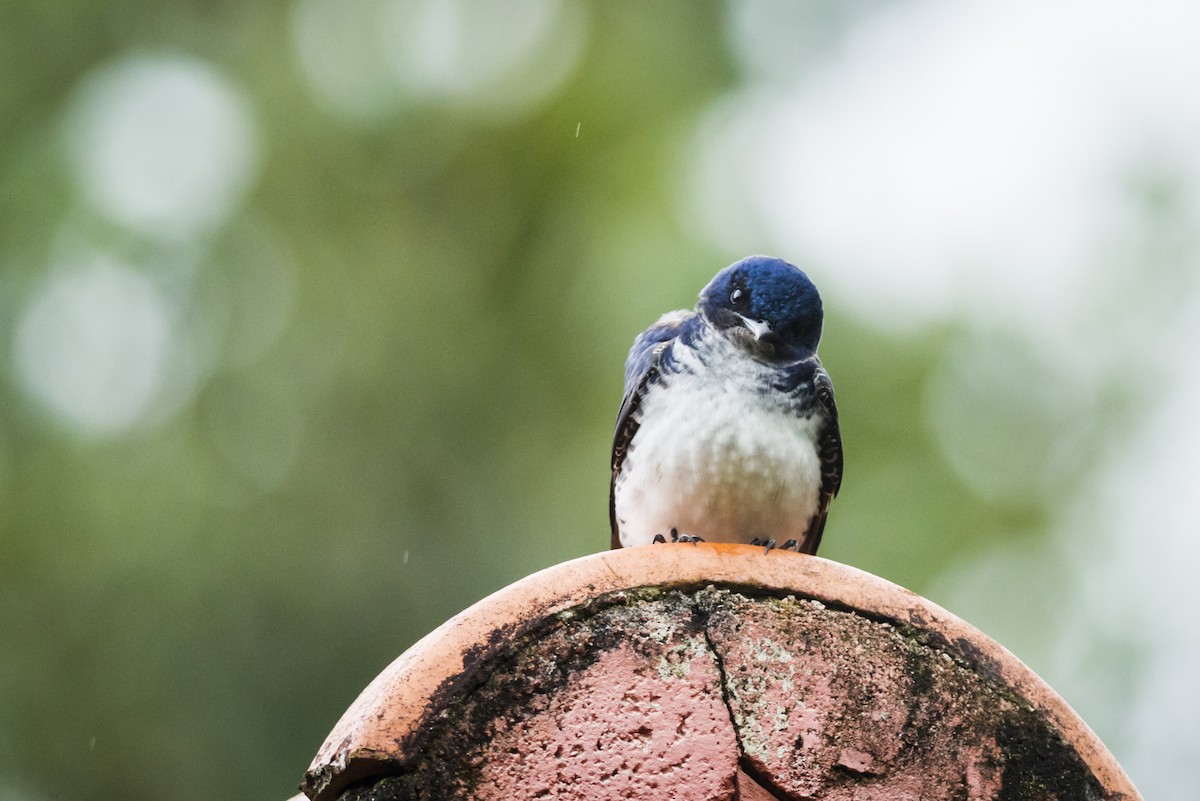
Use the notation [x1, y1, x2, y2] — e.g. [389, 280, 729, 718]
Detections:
[609, 311, 690, 549]
[798, 364, 843, 555]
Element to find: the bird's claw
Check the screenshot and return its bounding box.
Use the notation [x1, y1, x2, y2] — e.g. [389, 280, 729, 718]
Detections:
[750, 537, 778, 554]
[652, 527, 704, 545]
[781, 539, 799, 552]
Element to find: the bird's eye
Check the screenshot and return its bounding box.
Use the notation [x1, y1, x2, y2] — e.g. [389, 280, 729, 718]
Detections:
[730, 289, 744, 304]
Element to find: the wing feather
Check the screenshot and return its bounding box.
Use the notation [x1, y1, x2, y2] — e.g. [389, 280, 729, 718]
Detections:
[798, 365, 842, 555]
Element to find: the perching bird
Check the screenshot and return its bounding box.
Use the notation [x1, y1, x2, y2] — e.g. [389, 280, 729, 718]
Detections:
[609, 256, 842, 554]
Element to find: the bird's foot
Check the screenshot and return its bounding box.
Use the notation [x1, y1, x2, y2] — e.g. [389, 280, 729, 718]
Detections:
[750, 537, 778, 554]
[780, 539, 799, 552]
[652, 528, 704, 545]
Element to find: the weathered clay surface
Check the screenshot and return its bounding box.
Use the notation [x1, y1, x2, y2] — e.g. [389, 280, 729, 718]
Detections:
[331, 587, 1110, 801]
[461, 593, 738, 800]
[303, 545, 1139, 801]
[340, 592, 738, 800]
[699, 587, 1097, 800]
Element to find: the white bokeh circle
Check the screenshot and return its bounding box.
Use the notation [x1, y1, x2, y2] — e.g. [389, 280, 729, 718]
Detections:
[63, 53, 259, 238]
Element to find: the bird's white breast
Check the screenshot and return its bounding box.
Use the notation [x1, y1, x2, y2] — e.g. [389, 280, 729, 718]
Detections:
[613, 340, 822, 548]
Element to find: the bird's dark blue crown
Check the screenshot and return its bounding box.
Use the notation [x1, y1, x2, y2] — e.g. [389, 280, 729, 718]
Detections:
[697, 256, 824, 357]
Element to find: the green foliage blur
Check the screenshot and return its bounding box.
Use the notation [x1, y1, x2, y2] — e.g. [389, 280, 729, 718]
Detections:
[0, 3, 1102, 800]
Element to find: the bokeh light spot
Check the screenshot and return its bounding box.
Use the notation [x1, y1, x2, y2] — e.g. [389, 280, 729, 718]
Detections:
[384, 0, 554, 94]
[290, 0, 404, 122]
[14, 253, 173, 436]
[63, 53, 260, 238]
[292, 0, 585, 121]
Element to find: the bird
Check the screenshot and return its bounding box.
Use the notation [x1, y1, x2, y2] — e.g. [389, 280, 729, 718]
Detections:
[609, 255, 842, 555]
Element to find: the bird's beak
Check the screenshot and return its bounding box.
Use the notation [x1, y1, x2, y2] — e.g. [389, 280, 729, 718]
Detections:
[735, 314, 773, 341]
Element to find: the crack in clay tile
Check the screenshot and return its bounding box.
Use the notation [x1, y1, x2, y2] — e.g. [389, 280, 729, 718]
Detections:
[693, 590, 795, 801]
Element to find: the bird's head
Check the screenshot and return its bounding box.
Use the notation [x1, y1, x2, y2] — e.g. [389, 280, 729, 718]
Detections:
[697, 256, 824, 361]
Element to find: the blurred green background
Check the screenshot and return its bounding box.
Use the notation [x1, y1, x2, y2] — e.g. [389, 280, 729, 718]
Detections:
[3, 1, 1196, 799]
